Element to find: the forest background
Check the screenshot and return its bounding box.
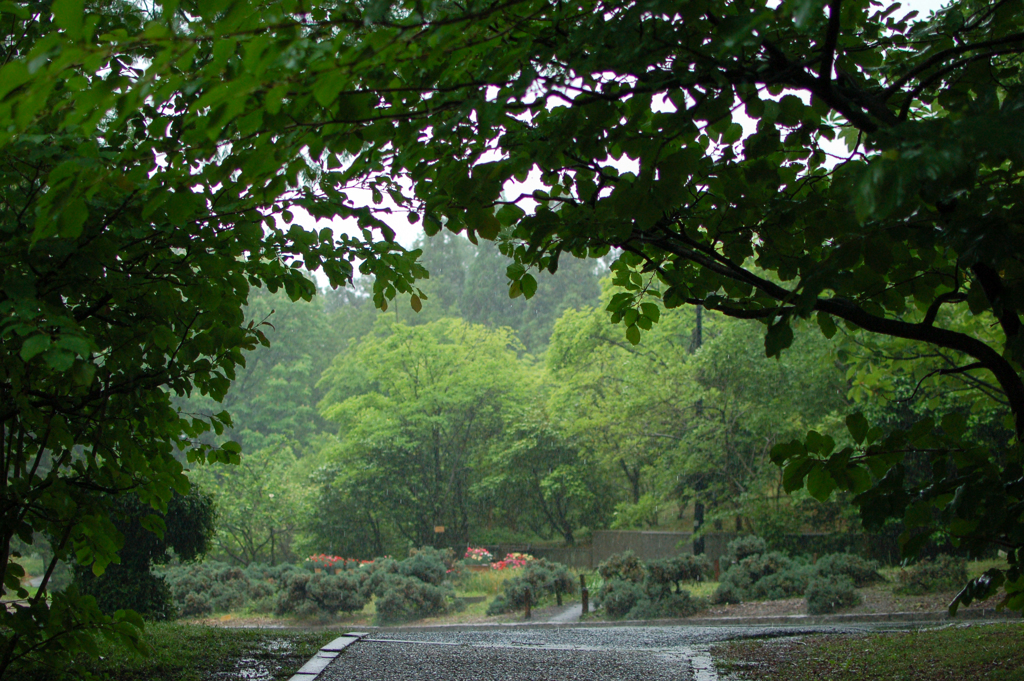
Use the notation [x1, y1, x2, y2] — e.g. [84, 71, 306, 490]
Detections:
[169, 229, 1008, 568]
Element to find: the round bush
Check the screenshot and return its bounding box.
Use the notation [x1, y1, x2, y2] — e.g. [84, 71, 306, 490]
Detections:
[598, 551, 644, 583]
[814, 553, 883, 587]
[748, 565, 813, 601]
[626, 591, 704, 620]
[805, 576, 861, 615]
[372, 572, 455, 624]
[722, 536, 768, 568]
[896, 555, 968, 595]
[599, 579, 643, 618]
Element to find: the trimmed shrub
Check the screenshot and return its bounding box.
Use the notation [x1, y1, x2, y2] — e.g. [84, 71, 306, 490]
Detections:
[721, 536, 768, 569]
[814, 553, 883, 587]
[401, 547, 449, 585]
[372, 572, 458, 624]
[489, 559, 577, 613]
[644, 555, 711, 600]
[713, 550, 795, 603]
[597, 551, 644, 583]
[600, 579, 643, 618]
[806, 576, 861, 615]
[161, 561, 258, 616]
[626, 591, 704, 620]
[711, 582, 742, 605]
[486, 595, 510, 616]
[896, 555, 968, 595]
[275, 571, 368, 619]
[748, 565, 814, 601]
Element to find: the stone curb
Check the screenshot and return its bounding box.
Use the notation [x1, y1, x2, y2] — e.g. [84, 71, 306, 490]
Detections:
[287, 631, 369, 681]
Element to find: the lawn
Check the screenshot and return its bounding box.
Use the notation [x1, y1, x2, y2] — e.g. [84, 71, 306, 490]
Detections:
[712, 622, 1024, 681]
[8, 623, 334, 681]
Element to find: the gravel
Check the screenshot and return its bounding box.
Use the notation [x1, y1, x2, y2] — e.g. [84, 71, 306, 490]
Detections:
[315, 624, 895, 681]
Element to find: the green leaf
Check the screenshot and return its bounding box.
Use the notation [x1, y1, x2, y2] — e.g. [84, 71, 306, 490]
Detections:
[52, 0, 85, 39]
[764, 320, 793, 358]
[783, 458, 815, 493]
[506, 263, 526, 280]
[496, 204, 525, 226]
[941, 412, 967, 439]
[639, 302, 660, 323]
[20, 334, 51, 361]
[816, 311, 837, 339]
[410, 294, 422, 312]
[806, 464, 836, 501]
[846, 412, 869, 445]
[625, 324, 641, 345]
[520, 273, 538, 299]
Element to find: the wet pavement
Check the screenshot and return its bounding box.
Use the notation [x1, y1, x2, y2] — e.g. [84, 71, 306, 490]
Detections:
[313, 623, 911, 681]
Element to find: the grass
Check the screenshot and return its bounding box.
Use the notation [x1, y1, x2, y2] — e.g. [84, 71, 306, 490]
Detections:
[712, 622, 1024, 681]
[9, 622, 334, 681]
[454, 566, 519, 596]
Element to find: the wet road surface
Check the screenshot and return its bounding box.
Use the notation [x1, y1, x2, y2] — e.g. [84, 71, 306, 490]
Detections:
[316, 623, 910, 681]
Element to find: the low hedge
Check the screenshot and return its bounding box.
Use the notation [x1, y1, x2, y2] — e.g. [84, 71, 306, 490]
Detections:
[594, 552, 709, 620]
[896, 555, 968, 595]
[711, 536, 885, 615]
[159, 547, 461, 623]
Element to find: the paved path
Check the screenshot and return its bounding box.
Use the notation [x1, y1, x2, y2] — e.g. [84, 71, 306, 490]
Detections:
[545, 603, 583, 624]
[310, 623, 905, 681]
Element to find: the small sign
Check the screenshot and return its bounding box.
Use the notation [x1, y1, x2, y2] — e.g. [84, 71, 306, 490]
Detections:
[434, 525, 445, 533]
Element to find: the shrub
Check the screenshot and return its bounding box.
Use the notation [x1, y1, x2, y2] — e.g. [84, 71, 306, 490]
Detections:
[275, 571, 369, 619]
[805, 576, 861, 615]
[643, 555, 711, 599]
[74, 567, 175, 621]
[486, 595, 510, 615]
[713, 551, 803, 603]
[711, 582, 742, 605]
[400, 547, 448, 586]
[896, 555, 968, 595]
[491, 559, 577, 613]
[814, 553, 883, 587]
[597, 551, 644, 583]
[748, 565, 813, 601]
[626, 591, 704, 620]
[721, 536, 768, 569]
[160, 561, 256, 616]
[599, 579, 643, 618]
[372, 572, 458, 624]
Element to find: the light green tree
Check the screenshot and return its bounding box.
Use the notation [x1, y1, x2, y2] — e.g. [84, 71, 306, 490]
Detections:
[314, 318, 527, 549]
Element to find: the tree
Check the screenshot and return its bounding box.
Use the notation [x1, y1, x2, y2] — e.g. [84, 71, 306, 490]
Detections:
[6, 5, 1023, 673]
[474, 411, 615, 545]
[2, 1, 429, 673]
[190, 440, 305, 566]
[74, 487, 215, 620]
[314, 318, 526, 550]
[547, 298, 848, 529]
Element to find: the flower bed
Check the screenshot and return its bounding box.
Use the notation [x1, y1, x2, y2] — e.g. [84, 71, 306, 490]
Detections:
[463, 547, 493, 565]
[491, 552, 535, 570]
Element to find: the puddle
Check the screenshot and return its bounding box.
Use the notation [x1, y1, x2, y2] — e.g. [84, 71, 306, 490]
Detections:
[659, 647, 720, 681]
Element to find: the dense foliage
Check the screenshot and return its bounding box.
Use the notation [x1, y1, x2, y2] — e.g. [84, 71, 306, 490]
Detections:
[594, 551, 710, 620]
[486, 558, 577, 614]
[5, 0, 1023, 671]
[712, 537, 881, 614]
[74, 488, 216, 621]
